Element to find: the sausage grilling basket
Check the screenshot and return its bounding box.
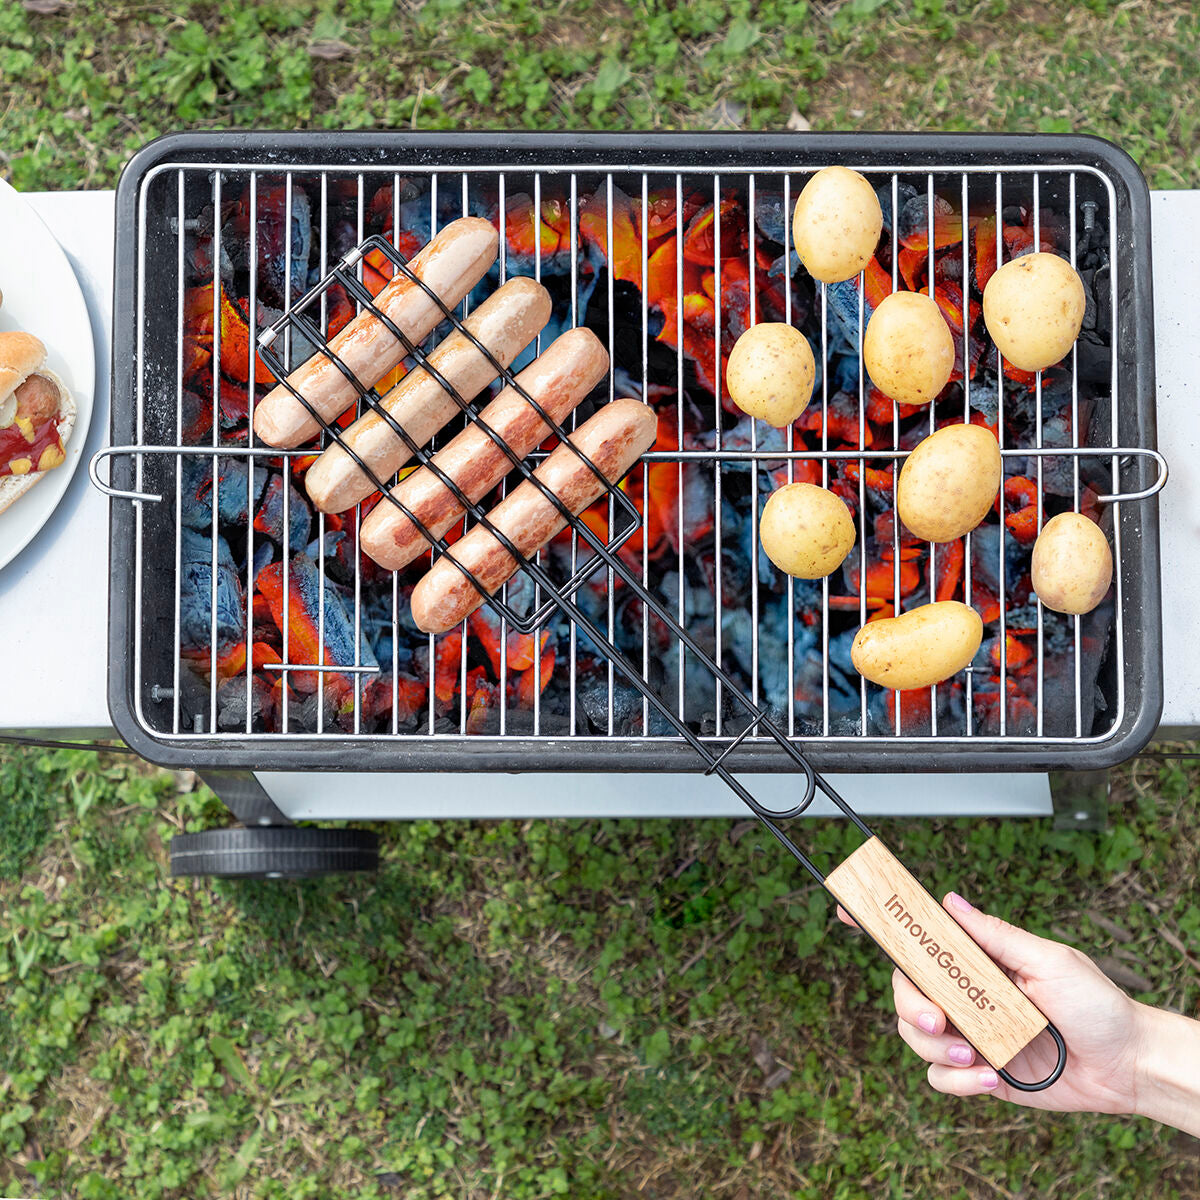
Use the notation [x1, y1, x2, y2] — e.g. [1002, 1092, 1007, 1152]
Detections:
[93, 132, 1167, 1089]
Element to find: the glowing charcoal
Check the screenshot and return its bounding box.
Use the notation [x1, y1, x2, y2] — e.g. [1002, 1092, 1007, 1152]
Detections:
[182, 281, 278, 386]
[253, 473, 311, 549]
[216, 675, 278, 731]
[897, 191, 963, 253]
[875, 181, 919, 239]
[174, 175, 1116, 744]
[180, 389, 213, 443]
[256, 553, 377, 696]
[181, 455, 266, 531]
[179, 528, 244, 651]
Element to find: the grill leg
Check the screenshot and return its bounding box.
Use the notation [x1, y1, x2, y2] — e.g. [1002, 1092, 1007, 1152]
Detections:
[197, 770, 293, 827]
[1049, 769, 1109, 832]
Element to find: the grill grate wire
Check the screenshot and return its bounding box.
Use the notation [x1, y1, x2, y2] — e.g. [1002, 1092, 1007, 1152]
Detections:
[94, 159, 1166, 754]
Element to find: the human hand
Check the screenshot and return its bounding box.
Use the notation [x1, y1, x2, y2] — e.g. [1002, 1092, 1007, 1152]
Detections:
[838, 891, 1145, 1113]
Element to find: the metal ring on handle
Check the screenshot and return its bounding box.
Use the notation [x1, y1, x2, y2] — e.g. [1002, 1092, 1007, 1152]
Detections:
[739, 761, 820, 822]
[997, 1021, 1068, 1092]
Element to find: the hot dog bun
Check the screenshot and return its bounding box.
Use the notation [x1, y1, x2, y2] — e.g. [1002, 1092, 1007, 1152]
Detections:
[0, 331, 48, 399]
[0, 331, 76, 517]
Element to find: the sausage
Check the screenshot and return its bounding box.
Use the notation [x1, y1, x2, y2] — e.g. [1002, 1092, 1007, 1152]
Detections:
[410, 398, 657, 634]
[359, 327, 609, 572]
[252, 217, 498, 449]
[13, 374, 61, 422]
[304, 276, 551, 514]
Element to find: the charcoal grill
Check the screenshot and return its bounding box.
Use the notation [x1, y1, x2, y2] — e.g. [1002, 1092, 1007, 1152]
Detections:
[89, 131, 1170, 1088]
[94, 132, 1164, 773]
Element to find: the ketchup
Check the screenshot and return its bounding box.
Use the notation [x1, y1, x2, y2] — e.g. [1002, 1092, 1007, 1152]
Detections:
[0, 417, 64, 478]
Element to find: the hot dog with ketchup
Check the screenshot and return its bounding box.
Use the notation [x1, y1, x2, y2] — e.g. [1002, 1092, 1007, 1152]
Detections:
[0, 331, 76, 516]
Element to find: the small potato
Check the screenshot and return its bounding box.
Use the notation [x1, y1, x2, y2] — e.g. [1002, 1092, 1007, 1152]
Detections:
[792, 166, 883, 284]
[727, 323, 815, 426]
[760, 482, 855, 579]
[1031, 512, 1112, 615]
[983, 252, 1085, 372]
[851, 601, 983, 690]
[863, 292, 955, 407]
[897, 423, 1001, 543]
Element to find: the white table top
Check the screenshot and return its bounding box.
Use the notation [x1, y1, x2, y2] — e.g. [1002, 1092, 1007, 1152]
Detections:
[1150, 191, 1200, 736]
[1, 187, 1194, 818]
[0, 191, 114, 732]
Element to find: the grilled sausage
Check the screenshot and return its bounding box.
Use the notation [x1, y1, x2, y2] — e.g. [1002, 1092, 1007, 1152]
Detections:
[252, 217, 498, 449]
[304, 277, 551, 514]
[360, 327, 608, 572]
[13, 374, 62, 422]
[410, 398, 657, 634]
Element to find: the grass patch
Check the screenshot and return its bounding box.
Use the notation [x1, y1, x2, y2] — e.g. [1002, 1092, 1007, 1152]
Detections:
[0, 744, 1198, 1197]
[0, 750, 62, 881]
[0, 1, 1197, 191]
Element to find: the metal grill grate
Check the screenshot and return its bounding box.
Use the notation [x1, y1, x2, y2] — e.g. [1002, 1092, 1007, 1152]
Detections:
[96, 134, 1165, 771]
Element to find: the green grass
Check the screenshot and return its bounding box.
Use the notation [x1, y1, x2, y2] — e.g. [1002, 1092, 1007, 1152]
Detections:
[3, 0, 1199, 1194]
[0, 0, 1197, 192]
[0, 744, 1198, 1198]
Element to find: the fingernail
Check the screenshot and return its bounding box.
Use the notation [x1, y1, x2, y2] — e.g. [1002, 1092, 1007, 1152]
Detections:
[979, 1070, 999, 1089]
[918, 1012, 938, 1034]
[947, 892, 973, 913]
[948, 1044, 974, 1065]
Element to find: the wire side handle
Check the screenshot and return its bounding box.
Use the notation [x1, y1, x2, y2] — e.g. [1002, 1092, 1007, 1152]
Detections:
[89, 445, 163, 504]
[1092, 447, 1168, 504]
[1009, 445, 1168, 504]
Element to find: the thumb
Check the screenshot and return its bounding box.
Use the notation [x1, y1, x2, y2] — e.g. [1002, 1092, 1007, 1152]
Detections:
[942, 892, 1059, 977]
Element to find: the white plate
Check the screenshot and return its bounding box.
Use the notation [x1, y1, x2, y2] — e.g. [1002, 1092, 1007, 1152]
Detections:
[0, 176, 95, 571]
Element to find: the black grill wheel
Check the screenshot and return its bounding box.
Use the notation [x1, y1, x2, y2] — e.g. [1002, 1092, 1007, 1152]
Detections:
[170, 827, 379, 879]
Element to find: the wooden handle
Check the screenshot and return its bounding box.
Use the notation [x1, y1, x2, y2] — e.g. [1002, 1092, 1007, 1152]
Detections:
[825, 837, 1048, 1070]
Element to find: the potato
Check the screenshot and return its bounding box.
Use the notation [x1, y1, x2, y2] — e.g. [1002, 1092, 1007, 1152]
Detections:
[982, 252, 1085, 372]
[1031, 512, 1112, 615]
[792, 166, 883, 284]
[863, 292, 955, 407]
[727, 323, 815, 426]
[760, 482, 855, 579]
[851, 601, 983, 690]
[897, 423, 1001, 543]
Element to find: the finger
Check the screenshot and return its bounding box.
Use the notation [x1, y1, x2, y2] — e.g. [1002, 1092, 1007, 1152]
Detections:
[926, 1062, 1003, 1097]
[941, 893, 1064, 976]
[926, 1065, 1003, 1099]
[897, 1017, 977, 1068]
[891, 967, 947, 1037]
[836, 905, 859, 930]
